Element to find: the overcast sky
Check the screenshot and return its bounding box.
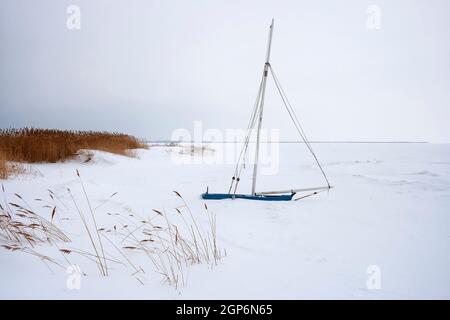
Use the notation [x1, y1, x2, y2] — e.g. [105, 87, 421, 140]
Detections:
[1, 0, 449, 142]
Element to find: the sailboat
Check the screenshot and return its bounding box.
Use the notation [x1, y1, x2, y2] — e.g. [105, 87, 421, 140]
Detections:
[202, 19, 333, 201]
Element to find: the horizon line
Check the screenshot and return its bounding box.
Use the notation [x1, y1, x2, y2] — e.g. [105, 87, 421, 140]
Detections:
[145, 140, 430, 144]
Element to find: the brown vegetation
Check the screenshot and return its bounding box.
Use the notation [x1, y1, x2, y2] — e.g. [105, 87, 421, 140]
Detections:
[0, 128, 147, 178]
[0, 157, 6, 180]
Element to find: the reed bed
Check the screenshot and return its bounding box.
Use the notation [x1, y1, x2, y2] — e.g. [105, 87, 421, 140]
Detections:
[0, 127, 147, 178]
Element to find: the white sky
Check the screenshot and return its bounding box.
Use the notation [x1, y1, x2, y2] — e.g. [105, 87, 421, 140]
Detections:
[1, 0, 449, 142]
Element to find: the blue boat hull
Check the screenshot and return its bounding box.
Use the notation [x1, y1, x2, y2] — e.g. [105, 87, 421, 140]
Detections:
[201, 193, 294, 201]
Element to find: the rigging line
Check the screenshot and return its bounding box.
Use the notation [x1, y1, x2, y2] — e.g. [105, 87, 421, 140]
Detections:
[269, 65, 331, 187]
[234, 97, 260, 185]
[228, 74, 264, 194]
[232, 177, 240, 195]
[270, 66, 311, 147]
[271, 66, 316, 160]
[271, 67, 330, 188]
[233, 80, 261, 178]
[233, 74, 263, 174]
[236, 75, 264, 158]
[294, 188, 328, 201]
[268, 67, 309, 146]
[231, 72, 266, 194]
[232, 97, 260, 194]
[271, 66, 330, 187]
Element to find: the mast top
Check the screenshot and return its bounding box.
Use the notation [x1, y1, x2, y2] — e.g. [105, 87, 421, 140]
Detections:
[265, 19, 275, 64]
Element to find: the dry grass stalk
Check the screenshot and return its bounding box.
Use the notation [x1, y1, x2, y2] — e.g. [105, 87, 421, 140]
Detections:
[0, 185, 71, 270]
[116, 191, 223, 287]
[1, 176, 224, 287]
[67, 186, 107, 276]
[76, 169, 108, 276]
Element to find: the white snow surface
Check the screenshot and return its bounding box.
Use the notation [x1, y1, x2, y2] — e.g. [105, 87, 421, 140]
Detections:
[1, 143, 449, 299]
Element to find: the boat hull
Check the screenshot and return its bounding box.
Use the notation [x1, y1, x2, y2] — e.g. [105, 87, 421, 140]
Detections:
[201, 193, 294, 201]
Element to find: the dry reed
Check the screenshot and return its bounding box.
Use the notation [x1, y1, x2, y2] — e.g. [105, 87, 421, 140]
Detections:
[0, 174, 223, 287]
[115, 191, 223, 287]
[0, 127, 147, 179]
[0, 184, 71, 270]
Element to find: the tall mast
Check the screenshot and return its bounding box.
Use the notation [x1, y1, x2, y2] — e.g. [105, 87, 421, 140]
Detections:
[251, 19, 274, 195]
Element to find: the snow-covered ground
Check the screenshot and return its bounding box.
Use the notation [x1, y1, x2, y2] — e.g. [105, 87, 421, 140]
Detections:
[1, 143, 449, 299]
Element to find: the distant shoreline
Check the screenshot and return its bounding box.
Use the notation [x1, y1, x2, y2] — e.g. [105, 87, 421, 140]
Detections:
[146, 140, 429, 144]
